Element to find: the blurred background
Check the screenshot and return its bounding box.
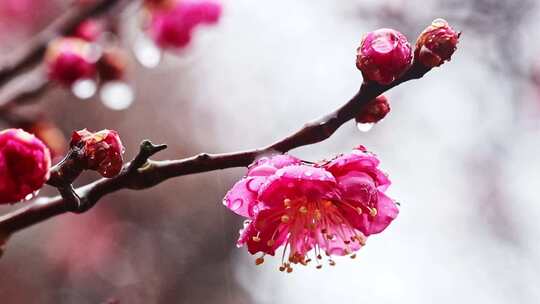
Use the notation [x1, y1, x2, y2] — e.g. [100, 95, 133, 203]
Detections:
[1, 0, 540, 303]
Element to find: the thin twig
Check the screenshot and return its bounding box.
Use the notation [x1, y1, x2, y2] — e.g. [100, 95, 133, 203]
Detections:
[0, 62, 431, 236]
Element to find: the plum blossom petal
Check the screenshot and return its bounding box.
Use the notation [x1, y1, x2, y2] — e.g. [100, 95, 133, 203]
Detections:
[325, 149, 390, 191]
[223, 176, 265, 217]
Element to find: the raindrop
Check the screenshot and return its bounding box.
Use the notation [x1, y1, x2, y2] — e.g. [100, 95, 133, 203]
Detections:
[246, 178, 263, 193]
[72, 79, 97, 99]
[231, 199, 243, 210]
[23, 190, 39, 201]
[305, 171, 313, 177]
[133, 34, 162, 68]
[252, 204, 260, 214]
[100, 81, 134, 110]
[356, 122, 374, 132]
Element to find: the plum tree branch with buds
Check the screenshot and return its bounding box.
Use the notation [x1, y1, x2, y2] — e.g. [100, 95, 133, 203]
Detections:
[0, 16, 460, 267]
[0, 61, 431, 236]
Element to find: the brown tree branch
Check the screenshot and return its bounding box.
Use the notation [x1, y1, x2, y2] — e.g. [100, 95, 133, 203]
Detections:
[0, 0, 137, 117]
[0, 0, 135, 87]
[0, 62, 431, 236]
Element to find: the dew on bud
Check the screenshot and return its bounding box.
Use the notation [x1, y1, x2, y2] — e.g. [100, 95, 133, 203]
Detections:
[133, 34, 162, 68]
[100, 81, 134, 110]
[356, 122, 374, 132]
[71, 78, 97, 99]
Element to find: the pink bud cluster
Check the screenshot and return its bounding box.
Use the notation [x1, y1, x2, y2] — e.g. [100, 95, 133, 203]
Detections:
[147, 0, 222, 49]
[356, 19, 459, 84]
[0, 129, 51, 204]
[45, 26, 127, 87]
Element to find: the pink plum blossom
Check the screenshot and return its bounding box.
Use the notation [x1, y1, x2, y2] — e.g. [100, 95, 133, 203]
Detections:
[356, 28, 413, 85]
[223, 147, 399, 271]
[148, 0, 222, 49]
[0, 129, 51, 204]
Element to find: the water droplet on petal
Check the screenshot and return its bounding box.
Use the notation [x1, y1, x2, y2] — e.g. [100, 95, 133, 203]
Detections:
[133, 34, 162, 68]
[100, 81, 134, 110]
[230, 199, 243, 210]
[356, 122, 374, 132]
[72, 78, 97, 99]
[252, 204, 260, 215]
[246, 178, 263, 193]
[305, 171, 313, 177]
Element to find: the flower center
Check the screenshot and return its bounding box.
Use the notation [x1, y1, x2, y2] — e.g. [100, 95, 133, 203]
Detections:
[257, 197, 370, 272]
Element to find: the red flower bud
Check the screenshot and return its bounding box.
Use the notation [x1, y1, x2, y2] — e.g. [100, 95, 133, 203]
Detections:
[355, 95, 390, 123]
[149, 0, 222, 49]
[0, 129, 51, 204]
[356, 28, 413, 85]
[45, 38, 96, 86]
[97, 47, 128, 82]
[74, 19, 103, 42]
[415, 19, 459, 67]
[71, 129, 124, 178]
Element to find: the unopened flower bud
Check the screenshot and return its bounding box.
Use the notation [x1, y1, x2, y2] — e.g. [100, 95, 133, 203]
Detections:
[97, 47, 128, 82]
[149, 0, 222, 49]
[356, 28, 413, 85]
[415, 18, 459, 67]
[74, 19, 103, 42]
[45, 38, 96, 86]
[355, 95, 390, 123]
[71, 129, 124, 178]
[0, 129, 51, 204]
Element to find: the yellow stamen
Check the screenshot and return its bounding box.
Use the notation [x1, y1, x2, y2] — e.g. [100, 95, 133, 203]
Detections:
[283, 198, 291, 207]
[299, 206, 308, 214]
[322, 200, 333, 208]
[281, 215, 290, 223]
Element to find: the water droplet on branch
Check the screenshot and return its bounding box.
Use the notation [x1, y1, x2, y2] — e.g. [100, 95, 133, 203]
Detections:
[356, 122, 374, 132]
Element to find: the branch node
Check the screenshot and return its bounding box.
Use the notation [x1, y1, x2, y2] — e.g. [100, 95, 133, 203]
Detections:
[196, 153, 211, 161]
[128, 140, 167, 173]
